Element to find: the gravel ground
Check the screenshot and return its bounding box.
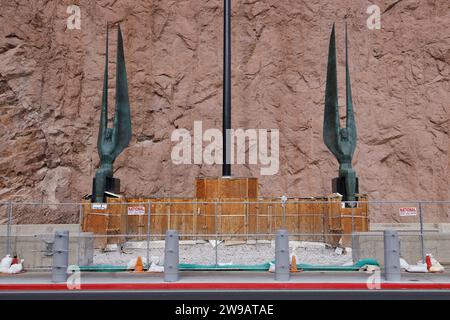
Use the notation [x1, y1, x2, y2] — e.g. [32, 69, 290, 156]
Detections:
[93, 241, 353, 266]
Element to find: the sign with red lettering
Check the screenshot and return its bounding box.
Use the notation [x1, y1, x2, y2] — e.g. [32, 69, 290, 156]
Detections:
[128, 206, 146, 216]
[399, 207, 417, 217]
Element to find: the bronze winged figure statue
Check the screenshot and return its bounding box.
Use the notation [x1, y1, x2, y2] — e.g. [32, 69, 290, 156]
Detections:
[93, 25, 132, 203]
[324, 23, 358, 203]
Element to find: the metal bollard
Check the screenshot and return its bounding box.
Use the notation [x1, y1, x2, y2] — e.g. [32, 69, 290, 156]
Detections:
[164, 230, 179, 282]
[275, 229, 290, 281]
[52, 230, 69, 283]
[351, 233, 359, 263]
[384, 230, 401, 282]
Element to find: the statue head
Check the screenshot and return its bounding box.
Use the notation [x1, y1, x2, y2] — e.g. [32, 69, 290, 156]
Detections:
[105, 128, 113, 141]
[340, 128, 348, 141]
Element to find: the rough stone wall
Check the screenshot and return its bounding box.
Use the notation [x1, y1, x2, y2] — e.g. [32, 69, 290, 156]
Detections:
[1, 0, 450, 222]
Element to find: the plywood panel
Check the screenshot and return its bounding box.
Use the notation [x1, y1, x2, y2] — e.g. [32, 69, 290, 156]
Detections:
[82, 192, 369, 246]
[195, 177, 258, 199]
[82, 202, 108, 248]
[81, 198, 126, 248]
[217, 200, 246, 240]
[125, 198, 148, 241]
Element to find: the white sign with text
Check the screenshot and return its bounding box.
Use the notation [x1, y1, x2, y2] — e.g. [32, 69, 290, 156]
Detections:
[399, 207, 417, 217]
[92, 203, 107, 210]
[128, 206, 146, 216]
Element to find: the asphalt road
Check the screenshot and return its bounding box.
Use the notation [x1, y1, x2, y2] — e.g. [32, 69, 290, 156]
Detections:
[1, 289, 450, 300]
[2, 271, 450, 300]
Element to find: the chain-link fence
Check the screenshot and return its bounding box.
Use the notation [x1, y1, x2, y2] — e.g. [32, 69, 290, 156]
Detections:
[1, 200, 449, 271]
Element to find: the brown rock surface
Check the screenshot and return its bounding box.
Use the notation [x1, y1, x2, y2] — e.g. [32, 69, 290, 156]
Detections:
[1, 0, 450, 222]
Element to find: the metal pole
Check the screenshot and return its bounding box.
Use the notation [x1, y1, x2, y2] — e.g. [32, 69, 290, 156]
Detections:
[215, 203, 218, 267]
[383, 230, 401, 282]
[147, 201, 151, 270]
[351, 202, 355, 234]
[418, 202, 425, 264]
[167, 203, 171, 230]
[6, 201, 12, 255]
[269, 205, 272, 236]
[52, 230, 69, 283]
[77, 204, 83, 266]
[222, 0, 232, 176]
[245, 201, 248, 242]
[164, 230, 179, 282]
[351, 233, 358, 263]
[351, 203, 355, 250]
[256, 204, 259, 247]
[322, 210, 326, 243]
[275, 229, 290, 281]
[192, 203, 196, 241]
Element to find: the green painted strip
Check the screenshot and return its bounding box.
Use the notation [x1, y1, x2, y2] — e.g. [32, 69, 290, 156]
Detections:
[79, 259, 379, 272]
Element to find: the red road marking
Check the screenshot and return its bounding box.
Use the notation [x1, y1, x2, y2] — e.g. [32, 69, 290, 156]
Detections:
[0, 282, 450, 291]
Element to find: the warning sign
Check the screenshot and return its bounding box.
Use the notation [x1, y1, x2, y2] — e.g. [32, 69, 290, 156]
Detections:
[92, 203, 107, 210]
[128, 206, 146, 216]
[399, 207, 417, 217]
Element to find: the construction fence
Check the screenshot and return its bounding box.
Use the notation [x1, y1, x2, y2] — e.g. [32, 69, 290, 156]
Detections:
[0, 200, 449, 271]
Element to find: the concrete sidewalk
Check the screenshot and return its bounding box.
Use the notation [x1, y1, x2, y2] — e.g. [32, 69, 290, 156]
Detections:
[1, 270, 450, 285]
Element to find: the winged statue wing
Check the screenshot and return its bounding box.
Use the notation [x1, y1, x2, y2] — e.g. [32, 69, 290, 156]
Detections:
[112, 25, 132, 159]
[97, 25, 109, 157]
[323, 24, 341, 158]
[345, 23, 357, 156]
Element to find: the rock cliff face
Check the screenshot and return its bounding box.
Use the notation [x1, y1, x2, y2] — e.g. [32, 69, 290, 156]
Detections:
[1, 0, 450, 222]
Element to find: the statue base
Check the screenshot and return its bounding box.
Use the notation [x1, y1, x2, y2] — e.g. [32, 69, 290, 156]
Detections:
[195, 177, 258, 199]
[91, 177, 121, 202]
[332, 176, 359, 202]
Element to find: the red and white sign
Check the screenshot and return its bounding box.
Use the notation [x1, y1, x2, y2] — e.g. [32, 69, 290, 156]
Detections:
[128, 206, 146, 216]
[399, 207, 417, 217]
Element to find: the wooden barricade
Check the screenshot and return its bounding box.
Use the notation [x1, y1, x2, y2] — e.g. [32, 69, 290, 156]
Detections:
[82, 197, 127, 248]
[81, 177, 369, 248]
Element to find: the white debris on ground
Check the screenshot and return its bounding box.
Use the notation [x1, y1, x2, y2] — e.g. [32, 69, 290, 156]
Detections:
[93, 240, 353, 266]
[0, 255, 25, 274]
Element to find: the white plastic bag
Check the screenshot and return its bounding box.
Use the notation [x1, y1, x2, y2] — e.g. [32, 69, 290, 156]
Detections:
[400, 257, 427, 273]
[0, 255, 13, 273]
[8, 259, 24, 274]
[147, 263, 164, 273]
[428, 254, 445, 273]
[268, 262, 275, 273]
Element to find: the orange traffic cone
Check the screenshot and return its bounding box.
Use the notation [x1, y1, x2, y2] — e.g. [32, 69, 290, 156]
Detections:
[425, 255, 432, 271]
[290, 255, 298, 272]
[135, 256, 144, 273]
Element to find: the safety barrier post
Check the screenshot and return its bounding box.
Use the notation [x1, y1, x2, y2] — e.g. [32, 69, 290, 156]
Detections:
[384, 230, 401, 282]
[275, 229, 290, 281]
[164, 229, 179, 282]
[52, 230, 69, 283]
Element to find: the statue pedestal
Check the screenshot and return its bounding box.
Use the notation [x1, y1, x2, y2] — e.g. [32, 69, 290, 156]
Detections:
[195, 177, 258, 199]
[91, 177, 121, 202]
[332, 176, 359, 201]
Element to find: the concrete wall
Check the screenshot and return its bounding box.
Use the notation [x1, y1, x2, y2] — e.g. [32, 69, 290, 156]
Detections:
[353, 231, 450, 265]
[369, 223, 448, 232]
[0, 224, 94, 270]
